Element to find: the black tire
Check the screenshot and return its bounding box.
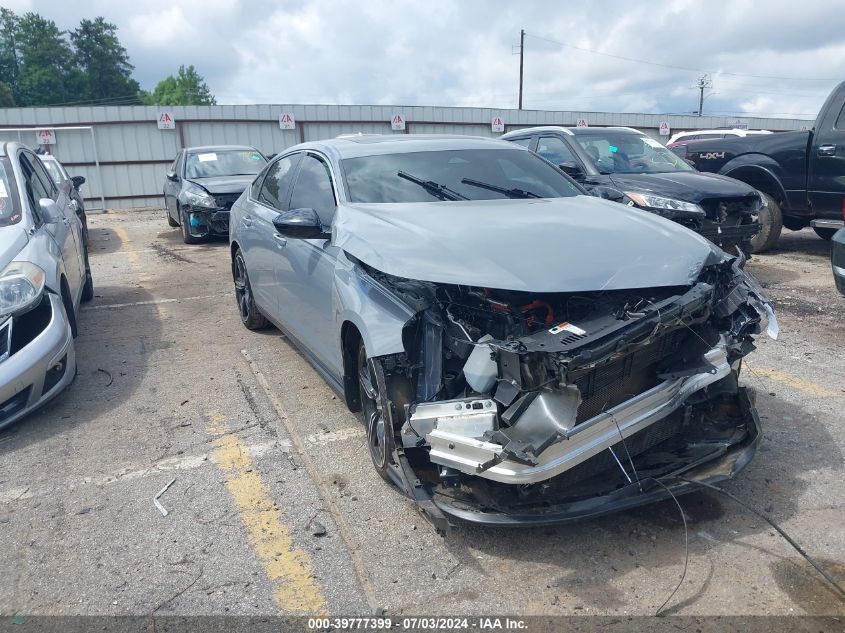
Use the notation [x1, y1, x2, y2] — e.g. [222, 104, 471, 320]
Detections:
[80, 243, 94, 302]
[357, 341, 395, 481]
[167, 206, 178, 227]
[232, 249, 270, 330]
[749, 192, 783, 254]
[813, 227, 837, 241]
[179, 207, 204, 244]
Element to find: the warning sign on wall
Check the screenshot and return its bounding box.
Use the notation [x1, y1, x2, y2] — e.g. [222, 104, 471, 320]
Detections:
[391, 113, 406, 131]
[35, 129, 56, 145]
[659, 121, 671, 136]
[576, 118, 588, 128]
[491, 117, 505, 133]
[157, 112, 176, 130]
[279, 112, 296, 130]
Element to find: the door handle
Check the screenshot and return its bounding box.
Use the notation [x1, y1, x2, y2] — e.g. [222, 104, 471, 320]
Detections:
[241, 215, 253, 227]
[273, 233, 287, 247]
[818, 144, 837, 156]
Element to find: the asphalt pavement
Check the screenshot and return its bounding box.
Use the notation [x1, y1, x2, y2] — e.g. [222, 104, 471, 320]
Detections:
[0, 210, 843, 620]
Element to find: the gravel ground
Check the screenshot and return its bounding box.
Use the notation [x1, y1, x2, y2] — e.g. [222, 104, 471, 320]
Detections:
[0, 212, 842, 624]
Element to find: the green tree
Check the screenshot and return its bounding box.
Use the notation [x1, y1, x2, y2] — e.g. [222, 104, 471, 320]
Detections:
[0, 9, 20, 102]
[71, 17, 140, 104]
[14, 12, 74, 106]
[141, 65, 216, 105]
[0, 81, 14, 106]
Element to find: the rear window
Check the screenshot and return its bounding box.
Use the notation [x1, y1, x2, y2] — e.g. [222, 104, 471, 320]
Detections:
[342, 149, 581, 203]
[0, 160, 20, 226]
[40, 158, 66, 184]
[186, 149, 267, 179]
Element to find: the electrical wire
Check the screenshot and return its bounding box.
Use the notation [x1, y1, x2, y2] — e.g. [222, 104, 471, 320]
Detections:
[526, 33, 841, 82]
[651, 478, 690, 616]
[677, 478, 845, 602]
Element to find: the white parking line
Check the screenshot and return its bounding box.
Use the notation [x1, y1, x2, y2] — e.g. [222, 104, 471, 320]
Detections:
[82, 294, 228, 311]
[0, 427, 362, 504]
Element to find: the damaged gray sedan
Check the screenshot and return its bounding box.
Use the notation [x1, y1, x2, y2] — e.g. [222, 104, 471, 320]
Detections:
[229, 135, 778, 528]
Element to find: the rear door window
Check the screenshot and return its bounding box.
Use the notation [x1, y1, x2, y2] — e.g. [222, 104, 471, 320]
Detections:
[834, 103, 845, 129]
[536, 136, 579, 166]
[508, 137, 533, 149]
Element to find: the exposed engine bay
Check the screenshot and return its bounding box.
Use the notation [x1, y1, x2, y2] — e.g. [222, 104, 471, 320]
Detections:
[356, 254, 777, 526]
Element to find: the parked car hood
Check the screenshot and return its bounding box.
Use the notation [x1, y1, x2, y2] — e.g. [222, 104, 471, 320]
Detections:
[333, 196, 721, 293]
[188, 175, 256, 194]
[606, 171, 757, 203]
[0, 226, 29, 271]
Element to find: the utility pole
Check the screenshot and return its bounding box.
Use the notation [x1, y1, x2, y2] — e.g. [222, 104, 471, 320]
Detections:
[518, 29, 525, 110]
[696, 73, 712, 116]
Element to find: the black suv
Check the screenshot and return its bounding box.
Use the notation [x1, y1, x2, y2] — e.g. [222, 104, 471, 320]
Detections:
[502, 127, 764, 254]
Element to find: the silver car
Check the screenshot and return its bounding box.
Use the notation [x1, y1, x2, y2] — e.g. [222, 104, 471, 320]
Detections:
[0, 142, 93, 429]
[229, 135, 777, 528]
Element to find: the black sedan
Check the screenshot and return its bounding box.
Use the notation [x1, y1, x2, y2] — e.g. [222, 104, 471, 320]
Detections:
[163, 145, 267, 244]
[502, 127, 764, 254]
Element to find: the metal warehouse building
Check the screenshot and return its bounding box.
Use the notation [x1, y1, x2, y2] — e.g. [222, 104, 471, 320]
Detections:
[0, 104, 812, 210]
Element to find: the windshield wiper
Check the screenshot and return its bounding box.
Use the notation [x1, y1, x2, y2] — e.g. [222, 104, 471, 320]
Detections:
[460, 178, 539, 199]
[397, 171, 467, 201]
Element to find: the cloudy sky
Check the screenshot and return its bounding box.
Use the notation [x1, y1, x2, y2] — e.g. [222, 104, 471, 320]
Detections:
[5, 0, 845, 118]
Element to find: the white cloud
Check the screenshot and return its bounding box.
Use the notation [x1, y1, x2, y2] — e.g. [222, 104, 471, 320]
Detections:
[13, 0, 845, 118]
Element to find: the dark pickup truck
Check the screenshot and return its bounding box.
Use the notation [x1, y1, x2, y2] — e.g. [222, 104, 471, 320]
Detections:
[684, 81, 845, 252]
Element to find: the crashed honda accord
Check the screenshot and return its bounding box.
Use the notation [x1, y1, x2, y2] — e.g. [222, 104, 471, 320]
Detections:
[229, 135, 777, 527]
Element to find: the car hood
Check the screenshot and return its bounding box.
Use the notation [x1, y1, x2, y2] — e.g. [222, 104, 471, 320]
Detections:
[607, 171, 757, 202]
[0, 226, 29, 271]
[188, 175, 256, 194]
[333, 197, 722, 293]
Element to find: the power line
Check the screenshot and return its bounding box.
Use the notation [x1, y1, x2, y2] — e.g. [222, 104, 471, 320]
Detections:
[526, 33, 842, 82]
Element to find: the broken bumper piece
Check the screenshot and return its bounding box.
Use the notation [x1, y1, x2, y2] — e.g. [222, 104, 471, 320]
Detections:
[184, 207, 230, 238]
[424, 344, 730, 485]
[430, 387, 760, 526]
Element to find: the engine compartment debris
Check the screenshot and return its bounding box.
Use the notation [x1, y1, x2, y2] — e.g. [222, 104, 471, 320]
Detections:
[356, 252, 777, 525]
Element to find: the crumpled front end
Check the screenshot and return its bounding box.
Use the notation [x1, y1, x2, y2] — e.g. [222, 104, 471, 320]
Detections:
[361, 254, 777, 525]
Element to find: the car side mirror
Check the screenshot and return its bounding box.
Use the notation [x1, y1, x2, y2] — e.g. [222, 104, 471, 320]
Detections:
[272, 208, 330, 240]
[166, 171, 179, 182]
[71, 175, 85, 189]
[559, 162, 584, 180]
[586, 185, 627, 203]
[39, 198, 63, 224]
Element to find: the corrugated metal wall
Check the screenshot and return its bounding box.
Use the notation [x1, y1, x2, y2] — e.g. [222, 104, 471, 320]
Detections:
[0, 104, 812, 210]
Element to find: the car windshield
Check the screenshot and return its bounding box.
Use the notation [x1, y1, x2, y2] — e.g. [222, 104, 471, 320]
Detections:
[573, 132, 693, 174]
[0, 160, 21, 226]
[185, 149, 267, 179]
[342, 148, 582, 203]
[40, 158, 66, 184]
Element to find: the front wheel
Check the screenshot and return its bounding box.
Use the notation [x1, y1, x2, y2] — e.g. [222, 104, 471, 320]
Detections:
[813, 227, 837, 241]
[180, 207, 204, 245]
[357, 342, 395, 481]
[749, 193, 783, 254]
[232, 249, 269, 330]
[81, 244, 94, 302]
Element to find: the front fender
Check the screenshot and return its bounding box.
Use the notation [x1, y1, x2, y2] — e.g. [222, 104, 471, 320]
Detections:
[334, 252, 416, 358]
[719, 157, 789, 209]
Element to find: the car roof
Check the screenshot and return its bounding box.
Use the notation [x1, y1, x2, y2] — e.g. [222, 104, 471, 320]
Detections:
[185, 145, 260, 153]
[284, 134, 521, 160]
[502, 126, 643, 138]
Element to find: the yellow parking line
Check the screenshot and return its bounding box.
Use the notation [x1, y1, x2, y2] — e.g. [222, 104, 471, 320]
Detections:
[206, 410, 327, 614]
[746, 364, 840, 398]
[112, 225, 165, 317]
